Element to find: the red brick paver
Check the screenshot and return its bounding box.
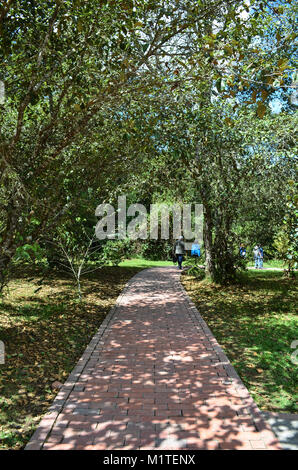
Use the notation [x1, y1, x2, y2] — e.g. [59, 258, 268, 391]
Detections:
[26, 267, 280, 450]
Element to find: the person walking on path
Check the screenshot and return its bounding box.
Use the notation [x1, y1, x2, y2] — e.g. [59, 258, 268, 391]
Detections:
[253, 244, 264, 269]
[173, 235, 185, 270]
[258, 244, 264, 269]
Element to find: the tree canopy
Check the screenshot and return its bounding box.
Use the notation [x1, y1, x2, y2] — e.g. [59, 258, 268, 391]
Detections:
[0, 0, 297, 284]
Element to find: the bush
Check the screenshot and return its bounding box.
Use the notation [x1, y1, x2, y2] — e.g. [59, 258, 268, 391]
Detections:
[140, 239, 172, 261]
[212, 249, 248, 284]
[102, 239, 132, 266]
[14, 242, 46, 266]
[184, 256, 205, 280]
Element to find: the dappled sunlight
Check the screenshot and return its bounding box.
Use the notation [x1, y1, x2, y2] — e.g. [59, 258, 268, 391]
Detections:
[27, 266, 281, 450]
[163, 354, 194, 363]
[182, 270, 298, 413]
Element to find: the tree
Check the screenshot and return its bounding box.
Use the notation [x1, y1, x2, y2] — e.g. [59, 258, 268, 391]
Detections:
[119, 89, 296, 281]
[0, 1, 296, 286]
[273, 181, 298, 276]
[0, 0, 243, 285]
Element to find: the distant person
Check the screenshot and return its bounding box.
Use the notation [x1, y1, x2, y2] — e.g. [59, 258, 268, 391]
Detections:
[253, 244, 263, 269]
[173, 235, 185, 270]
[239, 244, 246, 258]
[253, 245, 259, 269]
[191, 241, 200, 257]
[258, 244, 264, 269]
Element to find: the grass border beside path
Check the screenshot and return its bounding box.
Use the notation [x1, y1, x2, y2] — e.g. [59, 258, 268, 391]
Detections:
[119, 258, 173, 269]
[120, 257, 286, 270]
[182, 270, 298, 414]
[247, 260, 285, 269]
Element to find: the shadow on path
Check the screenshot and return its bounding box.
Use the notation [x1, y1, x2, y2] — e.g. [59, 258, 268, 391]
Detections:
[26, 267, 281, 450]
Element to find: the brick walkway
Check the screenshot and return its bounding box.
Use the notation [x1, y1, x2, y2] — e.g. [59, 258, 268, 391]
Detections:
[26, 267, 280, 450]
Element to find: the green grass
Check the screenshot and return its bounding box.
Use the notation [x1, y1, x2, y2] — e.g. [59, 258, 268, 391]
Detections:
[120, 257, 285, 270]
[119, 257, 173, 268]
[120, 256, 285, 270]
[247, 259, 285, 269]
[182, 270, 298, 413]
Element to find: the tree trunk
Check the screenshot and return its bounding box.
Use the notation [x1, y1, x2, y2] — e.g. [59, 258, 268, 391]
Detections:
[77, 277, 82, 302]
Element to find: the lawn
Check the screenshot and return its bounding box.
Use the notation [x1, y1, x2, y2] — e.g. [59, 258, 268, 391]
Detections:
[119, 258, 173, 268]
[120, 256, 286, 270]
[0, 265, 142, 450]
[119, 256, 286, 270]
[182, 270, 298, 413]
[247, 259, 285, 269]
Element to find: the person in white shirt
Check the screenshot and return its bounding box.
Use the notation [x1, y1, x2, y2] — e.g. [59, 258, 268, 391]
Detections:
[173, 236, 185, 269]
